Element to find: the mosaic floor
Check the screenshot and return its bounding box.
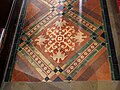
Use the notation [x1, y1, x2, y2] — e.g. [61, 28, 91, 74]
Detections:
[11, 0, 119, 82]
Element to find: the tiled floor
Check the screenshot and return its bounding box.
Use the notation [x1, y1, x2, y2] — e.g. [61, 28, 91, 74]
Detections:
[11, 0, 119, 82]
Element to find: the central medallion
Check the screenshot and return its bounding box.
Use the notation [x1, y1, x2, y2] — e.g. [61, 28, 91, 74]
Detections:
[34, 18, 87, 64]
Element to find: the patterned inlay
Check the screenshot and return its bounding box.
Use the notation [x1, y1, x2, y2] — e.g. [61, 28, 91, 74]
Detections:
[33, 18, 88, 64]
[12, 0, 117, 82]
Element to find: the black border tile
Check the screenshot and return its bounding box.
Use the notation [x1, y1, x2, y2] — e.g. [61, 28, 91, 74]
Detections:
[101, 0, 120, 80]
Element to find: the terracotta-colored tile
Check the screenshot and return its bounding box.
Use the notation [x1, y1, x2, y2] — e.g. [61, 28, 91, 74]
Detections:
[89, 61, 111, 80]
[72, 47, 107, 80]
[25, 2, 40, 21]
[11, 0, 118, 82]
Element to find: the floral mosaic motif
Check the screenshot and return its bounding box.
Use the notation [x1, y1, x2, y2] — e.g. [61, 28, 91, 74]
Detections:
[35, 19, 87, 63]
[35, 35, 46, 47]
[75, 31, 87, 44]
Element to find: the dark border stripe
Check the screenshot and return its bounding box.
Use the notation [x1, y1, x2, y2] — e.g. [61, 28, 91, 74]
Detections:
[101, 0, 120, 80]
[4, 0, 28, 82]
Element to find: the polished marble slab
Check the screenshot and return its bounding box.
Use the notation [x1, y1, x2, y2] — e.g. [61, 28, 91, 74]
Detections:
[11, 0, 120, 82]
[2, 81, 120, 90]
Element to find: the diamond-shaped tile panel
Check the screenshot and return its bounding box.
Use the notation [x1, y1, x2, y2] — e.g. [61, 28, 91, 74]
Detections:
[32, 17, 90, 65]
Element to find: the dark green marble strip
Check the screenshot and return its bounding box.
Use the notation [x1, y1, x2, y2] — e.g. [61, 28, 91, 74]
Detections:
[100, 0, 120, 80]
[63, 39, 93, 70]
[69, 49, 98, 78]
